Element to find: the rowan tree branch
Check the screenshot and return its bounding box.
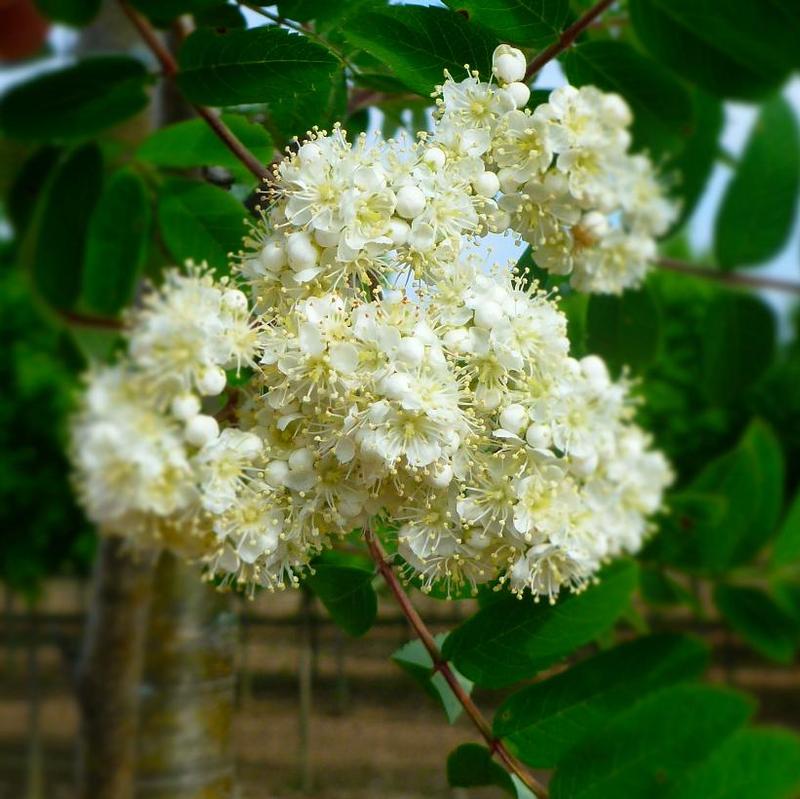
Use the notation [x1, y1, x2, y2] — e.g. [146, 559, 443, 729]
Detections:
[365, 528, 549, 799]
[525, 0, 616, 79]
[656, 257, 800, 294]
[119, 0, 271, 182]
[58, 310, 124, 330]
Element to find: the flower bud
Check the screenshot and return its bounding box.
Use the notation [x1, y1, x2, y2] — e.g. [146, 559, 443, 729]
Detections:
[429, 464, 453, 488]
[260, 240, 286, 272]
[222, 289, 248, 313]
[185, 414, 219, 447]
[388, 218, 410, 247]
[396, 185, 426, 219]
[506, 81, 531, 108]
[289, 447, 314, 472]
[422, 146, 446, 170]
[498, 167, 523, 194]
[264, 459, 289, 487]
[197, 366, 226, 396]
[500, 403, 528, 435]
[526, 424, 551, 449]
[287, 231, 318, 270]
[580, 355, 609, 388]
[473, 170, 500, 198]
[492, 45, 527, 84]
[298, 141, 322, 162]
[170, 393, 201, 421]
[476, 385, 502, 411]
[314, 227, 341, 248]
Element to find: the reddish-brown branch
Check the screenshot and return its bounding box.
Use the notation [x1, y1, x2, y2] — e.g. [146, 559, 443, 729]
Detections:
[365, 529, 549, 798]
[58, 310, 124, 330]
[524, 0, 616, 79]
[657, 257, 800, 294]
[119, 1, 271, 182]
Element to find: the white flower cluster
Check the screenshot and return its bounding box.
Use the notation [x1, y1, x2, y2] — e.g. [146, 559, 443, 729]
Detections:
[70, 48, 673, 600]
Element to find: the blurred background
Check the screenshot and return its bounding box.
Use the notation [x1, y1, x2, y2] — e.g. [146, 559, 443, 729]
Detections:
[1, 1, 800, 798]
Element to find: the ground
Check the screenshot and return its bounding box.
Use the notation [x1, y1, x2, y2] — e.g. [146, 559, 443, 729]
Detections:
[0, 580, 798, 798]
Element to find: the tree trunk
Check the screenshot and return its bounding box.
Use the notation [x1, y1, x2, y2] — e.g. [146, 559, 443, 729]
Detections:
[135, 552, 237, 799]
[76, 539, 157, 799]
[73, 11, 239, 799]
[25, 603, 43, 799]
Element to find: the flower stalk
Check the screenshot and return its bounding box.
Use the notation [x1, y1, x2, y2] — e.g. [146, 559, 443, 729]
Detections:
[657, 257, 800, 294]
[524, 0, 616, 79]
[365, 527, 550, 799]
[119, 0, 271, 182]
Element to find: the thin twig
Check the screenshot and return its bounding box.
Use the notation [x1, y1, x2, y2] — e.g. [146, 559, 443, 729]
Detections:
[119, 0, 271, 182]
[657, 257, 800, 294]
[365, 528, 549, 798]
[58, 310, 123, 330]
[525, 0, 616, 79]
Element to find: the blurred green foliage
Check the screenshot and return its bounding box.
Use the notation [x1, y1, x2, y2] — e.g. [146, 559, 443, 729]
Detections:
[0, 254, 94, 599]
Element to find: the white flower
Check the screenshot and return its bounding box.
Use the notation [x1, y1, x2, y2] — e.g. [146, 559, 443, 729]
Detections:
[69, 55, 676, 601]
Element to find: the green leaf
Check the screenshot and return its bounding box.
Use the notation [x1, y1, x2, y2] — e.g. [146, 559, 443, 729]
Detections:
[714, 97, 800, 269]
[494, 634, 708, 769]
[129, 0, 220, 27]
[0, 57, 149, 142]
[660, 421, 784, 572]
[176, 26, 340, 107]
[80, 169, 151, 316]
[267, 68, 348, 144]
[137, 114, 273, 182]
[442, 0, 568, 48]
[666, 92, 723, 231]
[392, 635, 474, 723]
[646, 492, 727, 572]
[304, 563, 377, 637]
[446, 743, 519, 797]
[34, 0, 101, 25]
[669, 728, 800, 799]
[562, 41, 693, 156]
[714, 585, 798, 664]
[585, 286, 661, 376]
[193, 5, 247, 29]
[21, 144, 103, 311]
[156, 178, 246, 273]
[342, 5, 499, 97]
[639, 568, 699, 611]
[773, 582, 800, 625]
[701, 292, 776, 405]
[7, 146, 61, 237]
[550, 684, 753, 799]
[278, 0, 382, 27]
[629, 0, 795, 100]
[442, 560, 638, 689]
[772, 489, 800, 567]
[738, 420, 785, 545]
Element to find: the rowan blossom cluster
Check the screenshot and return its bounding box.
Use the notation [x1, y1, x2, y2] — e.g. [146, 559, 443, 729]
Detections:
[70, 47, 674, 600]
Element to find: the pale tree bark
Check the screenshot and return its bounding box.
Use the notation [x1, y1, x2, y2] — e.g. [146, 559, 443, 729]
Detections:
[72, 6, 159, 797]
[135, 552, 237, 799]
[73, 8, 239, 799]
[76, 539, 157, 799]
